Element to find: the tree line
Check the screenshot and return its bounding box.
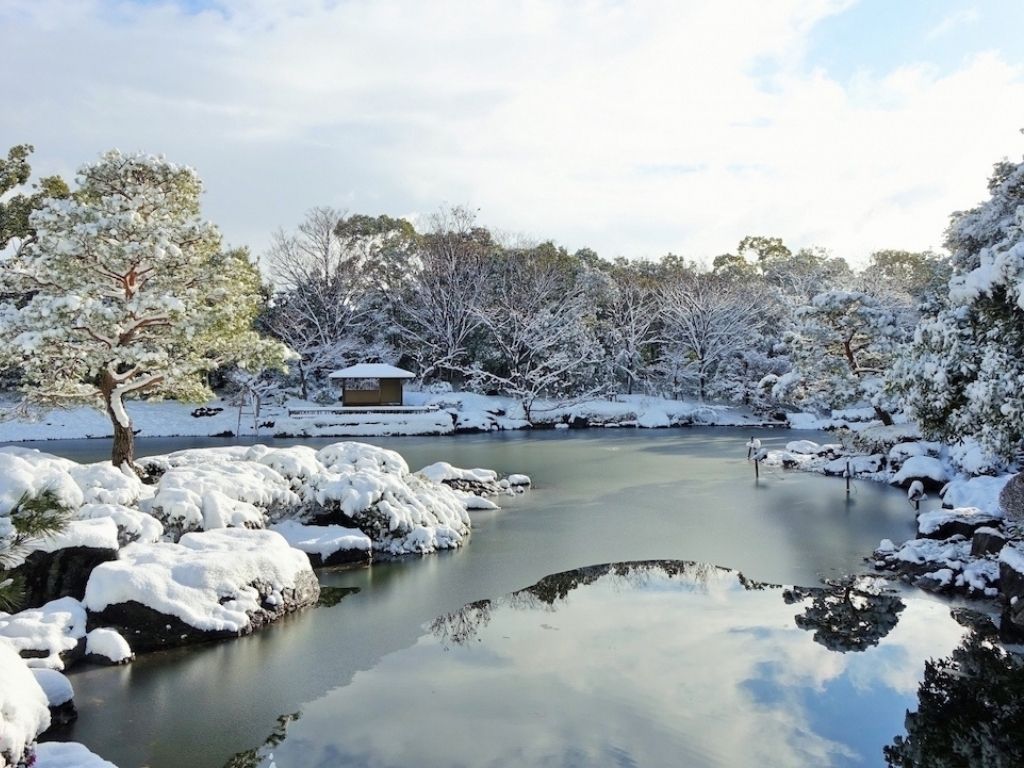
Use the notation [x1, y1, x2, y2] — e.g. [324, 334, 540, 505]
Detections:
[1, 144, 1022, 466]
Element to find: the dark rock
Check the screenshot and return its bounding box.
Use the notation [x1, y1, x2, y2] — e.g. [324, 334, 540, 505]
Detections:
[306, 548, 371, 569]
[86, 571, 320, 653]
[568, 416, 589, 429]
[999, 549, 1024, 641]
[13, 547, 118, 608]
[18, 636, 86, 670]
[917, 510, 1002, 541]
[971, 528, 1007, 558]
[1000, 472, 1024, 522]
[913, 571, 954, 594]
[43, 699, 78, 731]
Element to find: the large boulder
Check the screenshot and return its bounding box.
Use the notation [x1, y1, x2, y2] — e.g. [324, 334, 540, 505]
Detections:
[83, 529, 319, 652]
[30, 668, 76, 730]
[917, 507, 1002, 541]
[890, 455, 949, 491]
[1000, 472, 1024, 522]
[971, 527, 1007, 558]
[14, 519, 120, 607]
[269, 521, 371, 568]
[999, 545, 1024, 641]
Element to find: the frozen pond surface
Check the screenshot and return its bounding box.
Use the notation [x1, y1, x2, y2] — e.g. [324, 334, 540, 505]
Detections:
[242, 562, 972, 768]
[27, 428, 941, 767]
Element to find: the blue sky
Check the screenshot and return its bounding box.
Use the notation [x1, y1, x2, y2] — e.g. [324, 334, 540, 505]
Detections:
[3, 0, 1023, 267]
[805, 1, 1024, 81]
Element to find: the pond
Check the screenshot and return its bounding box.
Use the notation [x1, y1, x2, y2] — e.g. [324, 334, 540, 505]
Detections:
[24, 428, 951, 767]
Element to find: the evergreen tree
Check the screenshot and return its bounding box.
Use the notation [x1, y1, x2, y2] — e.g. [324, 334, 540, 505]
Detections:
[896, 157, 1024, 460]
[0, 151, 291, 467]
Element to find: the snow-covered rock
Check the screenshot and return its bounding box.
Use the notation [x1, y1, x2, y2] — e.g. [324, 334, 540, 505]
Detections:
[83, 529, 318, 651]
[84, 628, 133, 665]
[999, 544, 1024, 640]
[74, 504, 162, 546]
[0, 597, 87, 670]
[970, 526, 1007, 558]
[1000, 472, 1024, 521]
[145, 461, 297, 537]
[418, 462, 498, 486]
[270, 520, 371, 568]
[0, 639, 50, 767]
[0, 449, 82, 516]
[13, 519, 120, 608]
[24, 518, 119, 555]
[507, 474, 532, 487]
[916, 507, 1002, 540]
[890, 455, 949, 489]
[30, 668, 76, 728]
[942, 475, 1012, 516]
[458, 493, 500, 511]
[784, 440, 821, 455]
[34, 741, 119, 768]
[822, 454, 885, 477]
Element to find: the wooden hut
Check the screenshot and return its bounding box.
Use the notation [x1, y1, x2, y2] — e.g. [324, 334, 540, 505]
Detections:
[328, 364, 416, 407]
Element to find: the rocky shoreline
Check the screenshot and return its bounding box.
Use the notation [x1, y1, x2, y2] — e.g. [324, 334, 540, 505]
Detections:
[0, 441, 530, 768]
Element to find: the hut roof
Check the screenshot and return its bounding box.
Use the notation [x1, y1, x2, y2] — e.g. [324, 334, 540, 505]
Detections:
[328, 364, 416, 380]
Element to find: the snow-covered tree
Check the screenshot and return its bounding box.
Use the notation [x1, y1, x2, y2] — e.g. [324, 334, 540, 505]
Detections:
[261, 207, 392, 399]
[600, 262, 662, 395]
[0, 151, 290, 467]
[775, 289, 904, 423]
[658, 273, 766, 401]
[0, 144, 69, 257]
[896, 156, 1024, 459]
[466, 247, 607, 420]
[385, 207, 492, 383]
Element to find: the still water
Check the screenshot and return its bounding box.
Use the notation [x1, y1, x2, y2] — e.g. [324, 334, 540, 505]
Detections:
[25, 428, 940, 767]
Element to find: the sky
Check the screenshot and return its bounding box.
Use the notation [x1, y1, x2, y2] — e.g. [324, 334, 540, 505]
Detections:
[3, 0, 1024, 267]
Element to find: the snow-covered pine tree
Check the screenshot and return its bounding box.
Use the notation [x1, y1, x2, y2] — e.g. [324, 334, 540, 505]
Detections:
[774, 289, 904, 423]
[896, 156, 1024, 460]
[0, 151, 291, 468]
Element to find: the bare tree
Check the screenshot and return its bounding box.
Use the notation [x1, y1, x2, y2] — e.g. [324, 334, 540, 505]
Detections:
[659, 273, 766, 401]
[261, 208, 384, 399]
[465, 248, 607, 420]
[386, 207, 492, 383]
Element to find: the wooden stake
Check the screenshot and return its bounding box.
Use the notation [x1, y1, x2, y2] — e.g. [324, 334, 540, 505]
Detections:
[845, 461, 851, 495]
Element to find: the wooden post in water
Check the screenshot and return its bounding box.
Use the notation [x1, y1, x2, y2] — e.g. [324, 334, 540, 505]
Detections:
[754, 455, 760, 480]
[845, 460, 851, 495]
[747, 436, 754, 460]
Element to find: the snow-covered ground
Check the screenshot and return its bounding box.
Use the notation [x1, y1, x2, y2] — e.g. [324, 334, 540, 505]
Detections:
[0, 391, 778, 443]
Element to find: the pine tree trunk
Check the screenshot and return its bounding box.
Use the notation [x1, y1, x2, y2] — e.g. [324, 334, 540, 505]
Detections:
[101, 372, 135, 468]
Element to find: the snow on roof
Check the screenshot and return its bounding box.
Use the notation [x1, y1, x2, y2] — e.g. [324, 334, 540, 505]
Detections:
[328, 364, 415, 380]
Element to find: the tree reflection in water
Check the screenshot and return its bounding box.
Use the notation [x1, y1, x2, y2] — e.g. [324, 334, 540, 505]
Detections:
[885, 627, 1024, 767]
[785, 576, 905, 653]
[428, 599, 493, 649]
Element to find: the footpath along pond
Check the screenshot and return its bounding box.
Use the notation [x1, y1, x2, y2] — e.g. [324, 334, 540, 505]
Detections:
[22, 428, 975, 767]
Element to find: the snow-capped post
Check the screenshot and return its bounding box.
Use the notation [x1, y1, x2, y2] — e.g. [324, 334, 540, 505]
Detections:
[0, 151, 292, 469]
[907, 480, 926, 512]
[746, 437, 761, 460]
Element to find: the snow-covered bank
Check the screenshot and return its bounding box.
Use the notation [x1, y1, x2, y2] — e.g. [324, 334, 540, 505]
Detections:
[0, 439, 530, 768]
[0, 392, 779, 443]
[754, 430, 1024, 635]
[0, 441, 527, 657]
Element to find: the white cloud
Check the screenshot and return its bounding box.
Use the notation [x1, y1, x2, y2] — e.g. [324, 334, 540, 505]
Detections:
[3, 0, 1022, 265]
[925, 7, 979, 40]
